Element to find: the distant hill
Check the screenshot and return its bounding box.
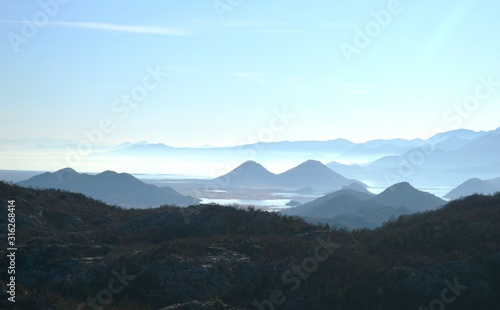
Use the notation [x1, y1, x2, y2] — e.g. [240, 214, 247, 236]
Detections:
[283, 182, 445, 229]
[212, 160, 276, 187]
[445, 178, 500, 199]
[488, 177, 500, 188]
[336, 138, 418, 158]
[430, 128, 487, 142]
[282, 188, 375, 217]
[0, 169, 52, 183]
[276, 160, 361, 190]
[373, 182, 445, 211]
[17, 168, 200, 208]
[341, 182, 373, 194]
[212, 159, 364, 192]
[458, 131, 500, 156]
[111, 143, 174, 154]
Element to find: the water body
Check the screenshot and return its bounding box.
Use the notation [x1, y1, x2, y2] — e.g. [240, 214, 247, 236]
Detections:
[199, 198, 292, 211]
[200, 187, 453, 210]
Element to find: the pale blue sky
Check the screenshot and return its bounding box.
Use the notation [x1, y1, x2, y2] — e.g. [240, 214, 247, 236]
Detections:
[1, 0, 500, 147]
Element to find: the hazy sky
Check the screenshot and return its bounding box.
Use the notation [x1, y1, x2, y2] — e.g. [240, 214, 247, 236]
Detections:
[1, 0, 500, 147]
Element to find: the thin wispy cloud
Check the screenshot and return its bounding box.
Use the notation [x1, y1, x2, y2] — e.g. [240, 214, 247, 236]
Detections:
[221, 20, 288, 27]
[194, 20, 304, 35]
[45, 61, 67, 71]
[46, 21, 191, 36]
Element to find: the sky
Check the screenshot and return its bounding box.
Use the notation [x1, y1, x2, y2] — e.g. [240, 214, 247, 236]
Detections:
[1, 0, 500, 148]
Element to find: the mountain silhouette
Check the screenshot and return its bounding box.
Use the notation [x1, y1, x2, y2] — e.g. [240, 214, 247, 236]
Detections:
[341, 182, 373, 194]
[276, 160, 360, 190]
[283, 182, 445, 229]
[488, 177, 500, 188]
[212, 159, 364, 192]
[212, 160, 276, 187]
[373, 182, 445, 211]
[325, 127, 500, 188]
[18, 168, 199, 208]
[445, 178, 500, 199]
[430, 128, 487, 142]
[282, 191, 378, 219]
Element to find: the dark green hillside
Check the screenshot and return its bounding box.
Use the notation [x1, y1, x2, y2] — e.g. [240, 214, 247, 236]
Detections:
[1, 181, 499, 309]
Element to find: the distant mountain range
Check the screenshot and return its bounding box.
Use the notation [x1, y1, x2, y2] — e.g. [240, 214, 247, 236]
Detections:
[212, 159, 365, 192]
[326, 127, 500, 188]
[445, 177, 500, 199]
[282, 182, 446, 229]
[2, 126, 500, 190]
[17, 168, 200, 208]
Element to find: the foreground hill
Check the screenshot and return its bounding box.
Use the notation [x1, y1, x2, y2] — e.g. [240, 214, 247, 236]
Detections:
[1, 182, 499, 309]
[17, 168, 200, 207]
[283, 182, 446, 229]
[213, 160, 363, 192]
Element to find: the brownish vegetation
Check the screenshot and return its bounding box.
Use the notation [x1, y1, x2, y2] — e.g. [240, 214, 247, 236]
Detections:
[1, 181, 499, 309]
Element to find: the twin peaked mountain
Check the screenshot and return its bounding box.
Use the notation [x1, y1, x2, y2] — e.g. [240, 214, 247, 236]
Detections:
[212, 159, 364, 192]
[17, 168, 200, 208]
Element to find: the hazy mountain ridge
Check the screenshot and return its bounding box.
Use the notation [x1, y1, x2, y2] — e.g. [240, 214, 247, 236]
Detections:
[1, 181, 499, 309]
[3, 127, 499, 188]
[326, 127, 500, 187]
[17, 168, 200, 208]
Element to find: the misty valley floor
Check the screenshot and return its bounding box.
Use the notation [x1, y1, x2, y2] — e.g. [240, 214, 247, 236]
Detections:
[141, 178, 323, 210]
